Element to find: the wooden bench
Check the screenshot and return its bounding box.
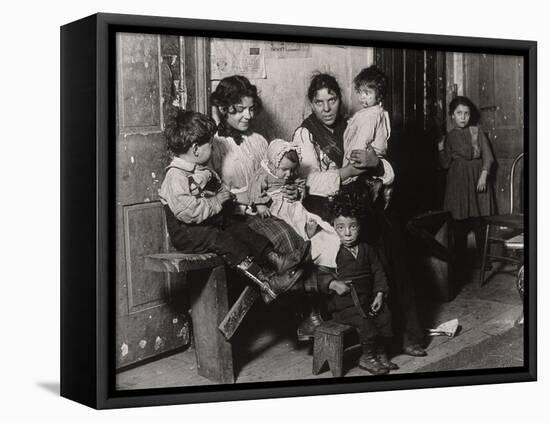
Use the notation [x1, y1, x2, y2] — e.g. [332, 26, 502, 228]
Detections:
[144, 252, 260, 384]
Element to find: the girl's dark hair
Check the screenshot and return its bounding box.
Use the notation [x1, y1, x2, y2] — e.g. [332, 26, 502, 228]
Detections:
[353, 65, 387, 101]
[330, 190, 366, 223]
[210, 75, 262, 115]
[282, 149, 300, 164]
[307, 73, 342, 102]
[164, 110, 216, 155]
[449, 95, 480, 125]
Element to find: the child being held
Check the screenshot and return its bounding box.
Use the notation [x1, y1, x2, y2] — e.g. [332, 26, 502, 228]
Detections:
[342, 65, 395, 208]
[252, 139, 340, 268]
[159, 110, 304, 303]
[318, 191, 398, 375]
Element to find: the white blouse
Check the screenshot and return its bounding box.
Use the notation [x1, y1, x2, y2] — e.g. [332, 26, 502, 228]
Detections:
[210, 131, 268, 205]
[291, 126, 341, 197]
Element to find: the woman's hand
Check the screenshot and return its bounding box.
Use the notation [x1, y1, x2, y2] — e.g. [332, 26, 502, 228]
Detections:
[371, 292, 384, 313]
[329, 280, 351, 296]
[256, 204, 272, 218]
[339, 163, 364, 181]
[349, 147, 380, 169]
[477, 170, 488, 192]
[281, 183, 300, 202]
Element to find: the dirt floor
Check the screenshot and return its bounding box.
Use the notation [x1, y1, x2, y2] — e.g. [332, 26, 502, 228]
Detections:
[116, 266, 524, 390]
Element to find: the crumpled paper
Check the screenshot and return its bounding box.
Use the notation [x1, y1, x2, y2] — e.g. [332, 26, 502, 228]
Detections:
[427, 318, 459, 337]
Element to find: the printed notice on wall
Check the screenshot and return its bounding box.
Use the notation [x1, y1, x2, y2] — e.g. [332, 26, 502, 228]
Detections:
[265, 41, 312, 59]
[211, 39, 266, 80]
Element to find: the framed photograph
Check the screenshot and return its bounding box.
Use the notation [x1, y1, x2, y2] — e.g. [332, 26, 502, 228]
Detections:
[61, 13, 536, 409]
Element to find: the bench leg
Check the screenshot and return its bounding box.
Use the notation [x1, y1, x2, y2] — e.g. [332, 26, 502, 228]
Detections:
[219, 285, 261, 340]
[190, 265, 235, 384]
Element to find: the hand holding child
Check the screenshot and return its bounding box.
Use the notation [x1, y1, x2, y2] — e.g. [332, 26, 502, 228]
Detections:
[329, 280, 351, 296]
[349, 147, 380, 169]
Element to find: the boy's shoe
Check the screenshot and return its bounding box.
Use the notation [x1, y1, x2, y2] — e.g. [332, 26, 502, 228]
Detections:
[358, 352, 389, 375]
[237, 257, 303, 303]
[268, 267, 304, 300]
[403, 344, 427, 357]
[296, 307, 324, 342]
[376, 349, 399, 371]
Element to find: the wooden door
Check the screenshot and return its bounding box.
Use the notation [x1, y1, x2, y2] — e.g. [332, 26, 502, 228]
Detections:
[374, 48, 447, 220]
[115, 33, 209, 369]
[464, 53, 524, 214]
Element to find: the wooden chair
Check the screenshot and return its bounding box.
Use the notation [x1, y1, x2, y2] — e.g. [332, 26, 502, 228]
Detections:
[479, 153, 524, 286]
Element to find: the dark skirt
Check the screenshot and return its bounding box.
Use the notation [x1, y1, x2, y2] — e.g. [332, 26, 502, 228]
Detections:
[444, 158, 494, 220]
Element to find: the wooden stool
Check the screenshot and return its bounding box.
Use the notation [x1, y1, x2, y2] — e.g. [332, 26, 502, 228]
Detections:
[312, 321, 353, 378]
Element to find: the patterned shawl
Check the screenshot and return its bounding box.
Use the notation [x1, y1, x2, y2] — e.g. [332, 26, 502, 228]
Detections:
[301, 113, 347, 167]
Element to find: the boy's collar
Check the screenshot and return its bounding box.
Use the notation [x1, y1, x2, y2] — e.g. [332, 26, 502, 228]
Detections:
[168, 156, 198, 172]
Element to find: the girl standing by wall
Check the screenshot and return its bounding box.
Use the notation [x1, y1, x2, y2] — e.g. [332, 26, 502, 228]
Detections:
[439, 96, 495, 270]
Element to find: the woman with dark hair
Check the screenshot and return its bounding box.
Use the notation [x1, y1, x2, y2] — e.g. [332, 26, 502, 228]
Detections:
[293, 74, 377, 222]
[210, 75, 310, 280]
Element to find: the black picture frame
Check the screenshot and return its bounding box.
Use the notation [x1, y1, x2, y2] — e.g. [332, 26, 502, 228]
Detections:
[60, 12, 537, 409]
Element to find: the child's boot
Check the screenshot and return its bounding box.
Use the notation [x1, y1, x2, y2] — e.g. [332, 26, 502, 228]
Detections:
[236, 256, 303, 303]
[296, 273, 324, 341]
[359, 342, 389, 375]
[376, 339, 399, 371]
[296, 300, 324, 341]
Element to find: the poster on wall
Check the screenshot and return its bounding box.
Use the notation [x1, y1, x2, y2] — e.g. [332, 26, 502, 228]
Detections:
[211, 38, 266, 80]
[265, 41, 312, 59]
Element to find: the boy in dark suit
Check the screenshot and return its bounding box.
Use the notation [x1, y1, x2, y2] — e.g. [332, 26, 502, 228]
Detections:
[319, 192, 398, 374]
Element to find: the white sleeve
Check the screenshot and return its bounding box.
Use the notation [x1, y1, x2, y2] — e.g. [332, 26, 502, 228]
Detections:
[292, 127, 341, 197]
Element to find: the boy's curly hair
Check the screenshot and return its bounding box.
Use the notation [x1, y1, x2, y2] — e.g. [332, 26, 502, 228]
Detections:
[164, 110, 216, 155]
[353, 65, 388, 102]
[330, 190, 367, 223]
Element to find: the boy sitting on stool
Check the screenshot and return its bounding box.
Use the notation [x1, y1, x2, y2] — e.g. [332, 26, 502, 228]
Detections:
[319, 191, 398, 374]
[159, 110, 303, 303]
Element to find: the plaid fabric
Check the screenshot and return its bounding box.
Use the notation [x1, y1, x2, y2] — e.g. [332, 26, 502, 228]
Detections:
[245, 215, 306, 255]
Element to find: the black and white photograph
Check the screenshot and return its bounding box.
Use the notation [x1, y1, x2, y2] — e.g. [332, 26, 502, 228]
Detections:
[113, 31, 529, 390]
[5, 0, 548, 420]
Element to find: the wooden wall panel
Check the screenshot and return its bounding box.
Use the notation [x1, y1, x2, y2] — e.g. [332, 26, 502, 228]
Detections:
[123, 203, 169, 313]
[117, 33, 163, 134]
[464, 52, 524, 214]
[115, 34, 208, 369]
[116, 203, 190, 369]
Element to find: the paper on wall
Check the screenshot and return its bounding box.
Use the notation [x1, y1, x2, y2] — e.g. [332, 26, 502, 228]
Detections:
[265, 41, 312, 59]
[211, 39, 266, 80]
